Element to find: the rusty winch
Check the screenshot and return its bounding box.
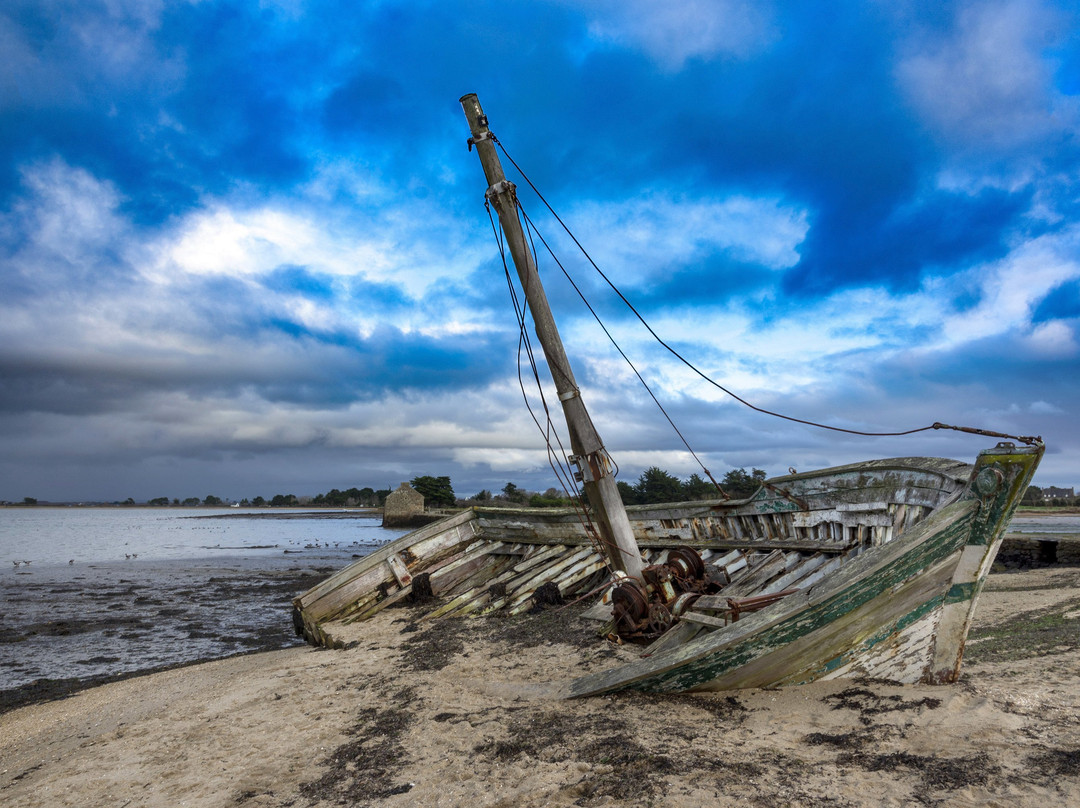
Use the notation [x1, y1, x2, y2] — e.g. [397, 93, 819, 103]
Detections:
[608, 546, 716, 640]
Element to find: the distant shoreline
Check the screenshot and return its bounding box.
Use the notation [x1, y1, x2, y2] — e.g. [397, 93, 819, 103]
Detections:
[186, 509, 383, 519]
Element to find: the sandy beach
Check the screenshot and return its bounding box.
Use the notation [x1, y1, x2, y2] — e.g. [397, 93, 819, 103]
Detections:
[3, 565, 1079, 807]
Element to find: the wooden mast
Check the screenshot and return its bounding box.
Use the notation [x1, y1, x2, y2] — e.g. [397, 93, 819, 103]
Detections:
[460, 93, 644, 580]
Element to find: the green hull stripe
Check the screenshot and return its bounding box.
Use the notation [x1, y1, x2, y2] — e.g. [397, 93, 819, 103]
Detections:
[635, 512, 975, 692]
[816, 592, 945, 680]
[945, 581, 977, 604]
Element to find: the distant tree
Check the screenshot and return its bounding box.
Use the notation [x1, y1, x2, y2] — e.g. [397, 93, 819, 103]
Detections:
[203, 495, 223, 506]
[1021, 485, 1043, 506]
[22, 497, 38, 506]
[410, 475, 456, 508]
[721, 468, 766, 499]
[182, 497, 201, 506]
[251, 496, 266, 506]
[635, 467, 684, 504]
[270, 494, 298, 507]
[617, 480, 639, 505]
[682, 473, 717, 500]
[316, 488, 348, 507]
[148, 497, 170, 506]
[473, 489, 492, 502]
[123, 497, 136, 506]
[172, 498, 180, 506]
[240, 498, 250, 506]
[500, 482, 527, 503]
[374, 488, 392, 506]
[357, 487, 376, 506]
[529, 492, 568, 508]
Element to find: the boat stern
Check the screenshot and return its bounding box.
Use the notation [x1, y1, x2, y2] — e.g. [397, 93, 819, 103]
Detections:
[923, 439, 1043, 683]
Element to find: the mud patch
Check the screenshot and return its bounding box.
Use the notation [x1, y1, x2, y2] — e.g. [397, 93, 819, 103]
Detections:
[838, 750, 998, 797]
[823, 686, 942, 725]
[298, 686, 418, 806]
[965, 596, 1080, 664]
[473, 709, 678, 804]
[1024, 747, 1080, 782]
[396, 601, 605, 673]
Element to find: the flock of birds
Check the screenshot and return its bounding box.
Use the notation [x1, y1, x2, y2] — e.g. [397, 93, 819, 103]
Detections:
[12, 555, 137, 568]
[11, 538, 386, 569]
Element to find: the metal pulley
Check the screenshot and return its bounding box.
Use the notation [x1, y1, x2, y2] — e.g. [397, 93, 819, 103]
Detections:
[608, 546, 709, 641]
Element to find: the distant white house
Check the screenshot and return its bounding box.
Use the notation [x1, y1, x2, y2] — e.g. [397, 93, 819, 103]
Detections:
[1042, 486, 1075, 499]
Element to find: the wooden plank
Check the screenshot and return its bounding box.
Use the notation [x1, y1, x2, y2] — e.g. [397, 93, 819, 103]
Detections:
[296, 511, 483, 620]
[555, 558, 608, 597]
[511, 543, 569, 573]
[643, 620, 705, 656]
[386, 554, 412, 587]
[297, 509, 479, 606]
[346, 582, 413, 622]
[429, 542, 508, 595]
[759, 553, 827, 596]
[439, 552, 519, 601]
[420, 556, 517, 619]
[505, 548, 596, 613]
[790, 555, 845, 590]
[722, 549, 787, 598]
[681, 611, 731, 629]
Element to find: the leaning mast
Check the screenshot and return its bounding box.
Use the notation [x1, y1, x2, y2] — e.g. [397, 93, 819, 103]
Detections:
[460, 93, 644, 580]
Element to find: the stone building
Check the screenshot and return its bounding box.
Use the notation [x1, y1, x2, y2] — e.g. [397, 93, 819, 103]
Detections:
[382, 482, 425, 527]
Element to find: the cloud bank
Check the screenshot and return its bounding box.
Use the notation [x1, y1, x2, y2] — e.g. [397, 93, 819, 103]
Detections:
[1, 0, 1078, 501]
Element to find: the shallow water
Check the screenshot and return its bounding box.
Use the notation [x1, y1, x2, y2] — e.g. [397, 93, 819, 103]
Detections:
[1008, 515, 1080, 535]
[0, 508, 409, 700]
[0, 506, 400, 568]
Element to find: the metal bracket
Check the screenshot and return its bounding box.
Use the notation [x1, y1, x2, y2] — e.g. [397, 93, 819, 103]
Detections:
[466, 130, 492, 151]
[569, 454, 592, 483]
[558, 388, 580, 402]
[485, 179, 516, 201]
[569, 451, 613, 484]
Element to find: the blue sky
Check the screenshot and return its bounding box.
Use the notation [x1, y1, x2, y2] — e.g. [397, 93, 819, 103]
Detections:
[1, 0, 1078, 502]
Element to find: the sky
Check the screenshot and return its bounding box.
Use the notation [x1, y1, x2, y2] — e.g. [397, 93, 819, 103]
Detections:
[1, 0, 1079, 503]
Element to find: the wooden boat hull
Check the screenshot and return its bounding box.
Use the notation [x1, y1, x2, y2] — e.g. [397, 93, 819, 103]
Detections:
[566, 441, 1041, 695]
[292, 441, 1041, 695]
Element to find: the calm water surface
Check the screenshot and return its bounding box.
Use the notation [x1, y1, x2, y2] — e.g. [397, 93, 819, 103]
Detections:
[1, 506, 402, 567]
[1007, 515, 1080, 535]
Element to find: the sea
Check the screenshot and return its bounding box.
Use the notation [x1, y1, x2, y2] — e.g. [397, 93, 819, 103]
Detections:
[0, 507, 408, 704]
[1006, 514, 1080, 536]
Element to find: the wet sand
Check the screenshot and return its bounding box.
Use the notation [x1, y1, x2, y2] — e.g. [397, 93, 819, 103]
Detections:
[0, 558, 338, 712]
[2, 566, 1079, 807]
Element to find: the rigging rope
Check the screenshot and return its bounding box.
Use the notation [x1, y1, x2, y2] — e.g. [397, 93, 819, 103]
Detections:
[517, 203, 729, 498]
[485, 201, 619, 569]
[490, 135, 1043, 449]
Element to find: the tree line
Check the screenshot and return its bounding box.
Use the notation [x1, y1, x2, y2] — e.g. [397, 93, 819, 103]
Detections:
[5, 467, 773, 509]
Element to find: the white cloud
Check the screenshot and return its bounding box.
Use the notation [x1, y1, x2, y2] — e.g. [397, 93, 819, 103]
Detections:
[567, 0, 778, 71]
[1025, 320, 1078, 356]
[895, 1, 1077, 148]
[938, 225, 1080, 346]
[1029, 400, 1064, 415]
[564, 192, 808, 285]
[16, 159, 127, 264]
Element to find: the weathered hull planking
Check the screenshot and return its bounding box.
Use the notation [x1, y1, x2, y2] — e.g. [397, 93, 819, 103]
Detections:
[292, 442, 1041, 695]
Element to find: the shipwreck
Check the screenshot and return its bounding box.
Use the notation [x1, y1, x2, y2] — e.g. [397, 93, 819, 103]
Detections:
[292, 95, 1042, 695]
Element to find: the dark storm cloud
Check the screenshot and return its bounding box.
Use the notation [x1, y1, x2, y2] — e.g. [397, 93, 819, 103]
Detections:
[0, 0, 1078, 501]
